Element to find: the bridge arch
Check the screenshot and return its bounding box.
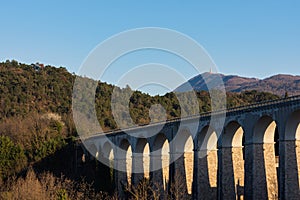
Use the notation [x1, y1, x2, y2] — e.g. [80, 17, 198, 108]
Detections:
[253, 115, 277, 144]
[152, 132, 170, 151]
[220, 121, 245, 199]
[96, 141, 115, 192]
[172, 128, 194, 194]
[102, 141, 113, 158]
[223, 121, 244, 148]
[135, 138, 148, 153]
[282, 110, 300, 197]
[198, 125, 218, 152]
[173, 127, 194, 152]
[285, 110, 300, 140]
[102, 141, 114, 167]
[197, 125, 218, 199]
[118, 138, 133, 186]
[87, 143, 98, 160]
[132, 138, 150, 184]
[251, 115, 278, 199]
[150, 132, 170, 191]
[81, 143, 100, 190]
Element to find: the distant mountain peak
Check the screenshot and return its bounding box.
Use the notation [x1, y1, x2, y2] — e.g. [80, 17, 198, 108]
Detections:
[175, 73, 300, 96]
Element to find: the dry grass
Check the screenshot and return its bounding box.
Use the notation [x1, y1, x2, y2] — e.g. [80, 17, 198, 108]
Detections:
[124, 176, 191, 200]
[0, 168, 116, 200]
[0, 168, 191, 200]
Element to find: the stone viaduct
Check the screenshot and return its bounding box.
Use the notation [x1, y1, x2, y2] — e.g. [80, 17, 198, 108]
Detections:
[79, 95, 300, 199]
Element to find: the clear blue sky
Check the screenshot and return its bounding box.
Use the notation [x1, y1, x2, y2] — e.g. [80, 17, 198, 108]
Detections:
[1, 1, 300, 88]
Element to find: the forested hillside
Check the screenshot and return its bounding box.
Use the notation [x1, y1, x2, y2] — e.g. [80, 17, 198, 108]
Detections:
[0, 60, 280, 198]
[0, 60, 280, 132]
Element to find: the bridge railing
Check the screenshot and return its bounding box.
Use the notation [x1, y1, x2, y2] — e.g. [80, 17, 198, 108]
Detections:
[84, 94, 300, 137]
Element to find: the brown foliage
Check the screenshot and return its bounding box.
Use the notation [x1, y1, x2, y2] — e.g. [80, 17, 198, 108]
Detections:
[125, 177, 191, 200]
[0, 113, 66, 150]
[0, 168, 117, 200]
[125, 178, 161, 200]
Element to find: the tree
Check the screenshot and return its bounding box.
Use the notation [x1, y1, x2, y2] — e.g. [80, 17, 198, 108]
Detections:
[0, 136, 27, 180]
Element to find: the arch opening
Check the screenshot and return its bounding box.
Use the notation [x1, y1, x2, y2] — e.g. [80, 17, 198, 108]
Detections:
[173, 129, 194, 195]
[222, 121, 245, 199]
[285, 110, 300, 140]
[284, 110, 300, 195]
[98, 141, 114, 193]
[103, 141, 114, 166]
[253, 116, 278, 199]
[119, 139, 132, 186]
[184, 135, 194, 194]
[162, 139, 169, 191]
[135, 138, 150, 180]
[88, 143, 98, 161]
[152, 133, 170, 191]
[197, 126, 218, 199]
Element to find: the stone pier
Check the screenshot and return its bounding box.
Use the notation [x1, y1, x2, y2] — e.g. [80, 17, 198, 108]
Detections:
[197, 150, 218, 200]
[219, 147, 244, 199]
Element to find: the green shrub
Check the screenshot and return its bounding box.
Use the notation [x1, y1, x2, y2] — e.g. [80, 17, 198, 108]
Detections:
[0, 136, 27, 180]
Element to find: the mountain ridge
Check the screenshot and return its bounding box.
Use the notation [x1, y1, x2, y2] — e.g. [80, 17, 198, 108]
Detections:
[175, 73, 300, 96]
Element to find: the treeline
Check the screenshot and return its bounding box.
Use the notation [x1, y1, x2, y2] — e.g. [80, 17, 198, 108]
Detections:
[0, 60, 280, 198]
[0, 60, 279, 132]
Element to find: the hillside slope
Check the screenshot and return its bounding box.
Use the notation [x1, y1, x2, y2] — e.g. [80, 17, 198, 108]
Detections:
[0, 60, 280, 193]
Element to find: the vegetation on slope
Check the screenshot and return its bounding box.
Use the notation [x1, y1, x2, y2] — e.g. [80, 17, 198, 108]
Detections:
[0, 60, 280, 198]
